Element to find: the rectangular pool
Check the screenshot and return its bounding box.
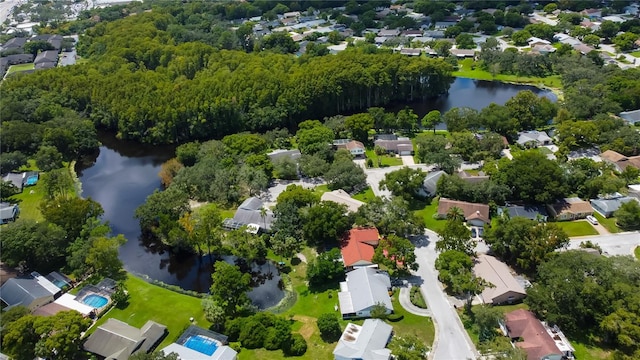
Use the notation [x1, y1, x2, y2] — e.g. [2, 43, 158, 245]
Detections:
[184, 335, 218, 356]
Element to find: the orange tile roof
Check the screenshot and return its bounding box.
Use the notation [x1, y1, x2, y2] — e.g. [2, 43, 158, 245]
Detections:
[505, 309, 562, 360]
[341, 228, 380, 267]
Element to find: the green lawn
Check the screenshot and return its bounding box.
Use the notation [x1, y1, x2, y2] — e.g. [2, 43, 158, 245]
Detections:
[220, 208, 236, 219]
[88, 275, 210, 349]
[365, 148, 403, 168]
[593, 213, 619, 234]
[314, 184, 330, 194]
[9, 181, 46, 221]
[352, 187, 376, 203]
[553, 220, 598, 237]
[6, 62, 34, 75]
[630, 51, 640, 58]
[453, 59, 562, 89]
[635, 246, 640, 260]
[414, 199, 446, 233]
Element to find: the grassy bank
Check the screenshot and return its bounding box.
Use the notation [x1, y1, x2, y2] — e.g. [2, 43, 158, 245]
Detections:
[453, 59, 562, 91]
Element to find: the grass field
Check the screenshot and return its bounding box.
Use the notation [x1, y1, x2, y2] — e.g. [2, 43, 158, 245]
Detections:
[365, 148, 403, 167]
[631, 51, 640, 58]
[414, 199, 446, 233]
[88, 275, 210, 349]
[554, 220, 598, 237]
[593, 213, 619, 234]
[6, 63, 34, 75]
[635, 246, 640, 260]
[9, 181, 46, 221]
[453, 59, 562, 89]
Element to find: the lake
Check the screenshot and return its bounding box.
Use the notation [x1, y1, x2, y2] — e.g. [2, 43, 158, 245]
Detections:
[77, 78, 555, 306]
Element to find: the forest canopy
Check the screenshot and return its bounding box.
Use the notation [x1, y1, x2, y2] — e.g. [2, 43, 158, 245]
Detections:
[0, 11, 454, 145]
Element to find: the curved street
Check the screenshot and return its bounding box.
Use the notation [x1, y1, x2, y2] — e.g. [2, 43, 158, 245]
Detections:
[413, 229, 478, 360]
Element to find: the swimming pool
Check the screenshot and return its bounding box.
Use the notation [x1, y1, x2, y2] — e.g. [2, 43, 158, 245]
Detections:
[184, 335, 218, 356]
[82, 294, 109, 308]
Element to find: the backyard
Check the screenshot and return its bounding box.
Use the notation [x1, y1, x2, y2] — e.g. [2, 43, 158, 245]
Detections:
[6, 62, 34, 75]
[553, 220, 598, 237]
[87, 275, 210, 349]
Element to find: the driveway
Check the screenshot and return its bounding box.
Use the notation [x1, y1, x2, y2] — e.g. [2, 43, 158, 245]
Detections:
[398, 285, 432, 317]
[413, 230, 478, 360]
[401, 155, 416, 166]
[566, 232, 640, 257]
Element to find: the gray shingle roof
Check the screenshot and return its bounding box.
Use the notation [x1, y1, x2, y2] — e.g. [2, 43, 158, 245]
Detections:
[590, 197, 636, 215]
[83, 319, 167, 360]
[34, 50, 58, 64]
[333, 319, 393, 360]
[502, 205, 548, 221]
[0, 274, 59, 309]
[422, 171, 446, 196]
[339, 268, 392, 315]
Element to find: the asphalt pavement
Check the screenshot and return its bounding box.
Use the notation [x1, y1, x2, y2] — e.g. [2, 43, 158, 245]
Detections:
[413, 230, 478, 360]
[566, 231, 640, 257]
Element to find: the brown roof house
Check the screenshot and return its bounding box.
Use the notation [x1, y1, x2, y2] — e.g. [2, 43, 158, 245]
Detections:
[437, 198, 490, 227]
[600, 150, 640, 172]
[334, 139, 365, 157]
[473, 255, 526, 305]
[503, 309, 575, 360]
[547, 197, 593, 221]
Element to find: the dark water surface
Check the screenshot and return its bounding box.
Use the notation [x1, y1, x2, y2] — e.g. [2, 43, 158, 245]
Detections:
[76, 78, 555, 306]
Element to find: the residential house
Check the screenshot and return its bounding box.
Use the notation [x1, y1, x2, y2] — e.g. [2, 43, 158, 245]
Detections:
[527, 37, 550, 47]
[283, 11, 301, 19]
[3, 53, 34, 65]
[619, 109, 640, 125]
[434, 21, 457, 29]
[222, 197, 273, 232]
[267, 149, 301, 163]
[600, 150, 640, 172]
[338, 267, 393, 319]
[341, 228, 380, 269]
[474, 255, 526, 305]
[531, 44, 556, 54]
[2, 171, 39, 191]
[160, 325, 237, 360]
[547, 197, 593, 221]
[573, 43, 594, 55]
[602, 15, 625, 23]
[450, 49, 476, 58]
[590, 195, 636, 217]
[423, 30, 445, 38]
[499, 205, 548, 222]
[516, 131, 552, 148]
[457, 170, 489, 185]
[0, 203, 19, 224]
[421, 170, 446, 197]
[322, 190, 365, 213]
[581, 8, 602, 19]
[629, 184, 640, 201]
[334, 139, 365, 157]
[373, 134, 397, 141]
[34, 49, 59, 69]
[400, 48, 421, 56]
[373, 137, 413, 155]
[503, 309, 575, 360]
[0, 272, 60, 310]
[333, 319, 393, 360]
[401, 30, 423, 38]
[378, 28, 401, 37]
[437, 198, 491, 227]
[0, 37, 27, 52]
[30, 34, 63, 50]
[84, 319, 167, 359]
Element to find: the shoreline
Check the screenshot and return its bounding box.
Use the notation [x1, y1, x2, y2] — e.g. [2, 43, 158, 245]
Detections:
[453, 75, 564, 100]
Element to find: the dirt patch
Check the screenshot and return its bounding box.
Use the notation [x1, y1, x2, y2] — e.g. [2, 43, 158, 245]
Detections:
[293, 315, 317, 340]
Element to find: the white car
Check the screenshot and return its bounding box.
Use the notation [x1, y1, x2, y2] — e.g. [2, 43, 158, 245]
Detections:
[586, 215, 599, 225]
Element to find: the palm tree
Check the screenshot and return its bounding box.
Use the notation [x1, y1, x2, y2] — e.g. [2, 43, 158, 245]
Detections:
[259, 207, 267, 231]
[446, 206, 465, 222]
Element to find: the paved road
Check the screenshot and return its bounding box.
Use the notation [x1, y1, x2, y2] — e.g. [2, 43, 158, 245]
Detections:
[398, 285, 432, 317]
[413, 230, 477, 360]
[0, 0, 21, 24]
[566, 231, 640, 256]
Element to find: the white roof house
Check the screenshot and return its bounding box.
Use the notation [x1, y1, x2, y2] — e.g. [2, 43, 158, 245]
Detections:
[516, 131, 553, 147]
[333, 319, 393, 360]
[338, 268, 393, 319]
[321, 190, 365, 213]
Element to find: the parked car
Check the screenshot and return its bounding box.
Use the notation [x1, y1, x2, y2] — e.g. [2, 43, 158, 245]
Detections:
[586, 215, 598, 225]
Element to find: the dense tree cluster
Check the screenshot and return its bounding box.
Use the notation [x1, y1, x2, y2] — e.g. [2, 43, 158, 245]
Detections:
[526, 251, 640, 359]
[485, 215, 569, 273]
[1, 10, 453, 145]
[225, 312, 306, 355]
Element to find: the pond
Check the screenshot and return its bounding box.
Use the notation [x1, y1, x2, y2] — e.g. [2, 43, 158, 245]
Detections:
[76, 78, 555, 307]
